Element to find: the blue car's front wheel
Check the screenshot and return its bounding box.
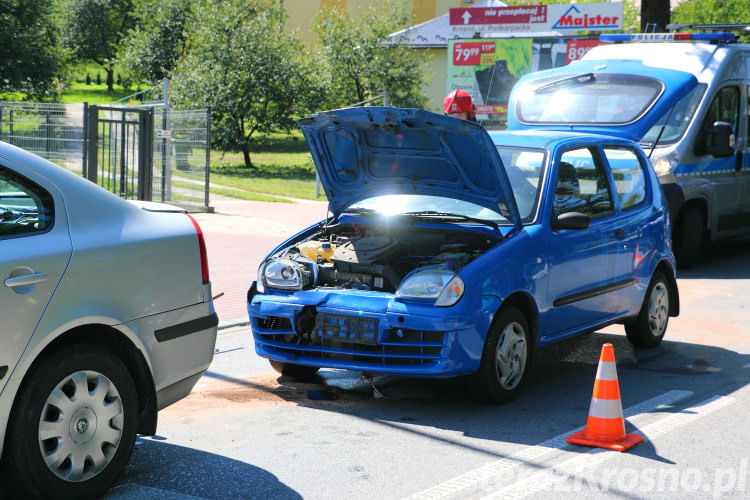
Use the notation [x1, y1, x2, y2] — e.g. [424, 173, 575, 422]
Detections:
[474, 306, 532, 404]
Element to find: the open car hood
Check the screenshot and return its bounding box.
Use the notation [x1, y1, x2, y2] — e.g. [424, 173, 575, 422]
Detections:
[507, 60, 699, 142]
[297, 107, 520, 227]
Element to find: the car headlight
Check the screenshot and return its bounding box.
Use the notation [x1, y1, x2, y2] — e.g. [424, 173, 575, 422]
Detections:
[263, 258, 313, 290]
[257, 263, 266, 293]
[652, 153, 679, 177]
[396, 270, 465, 307]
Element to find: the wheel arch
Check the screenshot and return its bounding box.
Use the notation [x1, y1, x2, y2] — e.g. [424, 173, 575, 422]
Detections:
[10, 324, 157, 437]
[496, 291, 539, 348]
[654, 259, 680, 317]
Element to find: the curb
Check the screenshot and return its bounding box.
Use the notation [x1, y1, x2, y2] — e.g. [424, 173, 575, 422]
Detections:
[218, 317, 249, 331]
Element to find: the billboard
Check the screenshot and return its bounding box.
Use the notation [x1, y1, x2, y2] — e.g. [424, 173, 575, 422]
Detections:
[446, 38, 603, 116]
[449, 3, 624, 34]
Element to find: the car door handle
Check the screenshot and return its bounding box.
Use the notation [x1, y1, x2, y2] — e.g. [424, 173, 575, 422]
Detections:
[615, 229, 626, 239]
[4, 272, 48, 288]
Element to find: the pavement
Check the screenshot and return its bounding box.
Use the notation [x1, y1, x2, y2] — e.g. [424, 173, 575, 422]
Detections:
[191, 198, 329, 329]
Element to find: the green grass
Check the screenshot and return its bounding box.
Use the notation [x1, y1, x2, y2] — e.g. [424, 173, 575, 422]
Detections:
[171, 179, 291, 203]
[60, 82, 141, 105]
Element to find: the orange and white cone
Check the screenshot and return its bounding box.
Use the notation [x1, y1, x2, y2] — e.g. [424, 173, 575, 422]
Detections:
[566, 343, 643, 452]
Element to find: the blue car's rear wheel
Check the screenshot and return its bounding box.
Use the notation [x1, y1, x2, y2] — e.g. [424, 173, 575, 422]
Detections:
[475, 307, 532, 404]
[625, 271, 669, 347]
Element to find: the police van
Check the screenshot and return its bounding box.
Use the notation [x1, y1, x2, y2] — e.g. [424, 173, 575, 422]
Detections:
[506, 32, 750, 267]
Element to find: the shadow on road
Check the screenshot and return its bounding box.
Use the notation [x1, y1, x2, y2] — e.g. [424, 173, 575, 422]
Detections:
[678, 235, 750, 279]
[107, 439, 302, 500]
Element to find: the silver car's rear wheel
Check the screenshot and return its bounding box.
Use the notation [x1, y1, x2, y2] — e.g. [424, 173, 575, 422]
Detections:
[39, 370, 124, 482]
[1, 345, 138, 499]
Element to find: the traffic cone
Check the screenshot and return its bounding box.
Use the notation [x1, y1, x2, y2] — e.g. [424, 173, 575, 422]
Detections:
[566, 343, 643, 452]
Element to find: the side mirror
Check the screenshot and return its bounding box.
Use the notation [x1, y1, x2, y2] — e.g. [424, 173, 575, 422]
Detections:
[709, 121, 734, 158]
[551, 212, 591, 231]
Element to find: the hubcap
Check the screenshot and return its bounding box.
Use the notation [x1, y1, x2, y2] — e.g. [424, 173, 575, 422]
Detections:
[495, 322, 527, 390]
[648, 282, 669, 336]
[38, 370, 124, 482]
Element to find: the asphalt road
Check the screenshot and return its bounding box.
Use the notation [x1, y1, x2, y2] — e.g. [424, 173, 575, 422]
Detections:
[103, 236, 750, 500]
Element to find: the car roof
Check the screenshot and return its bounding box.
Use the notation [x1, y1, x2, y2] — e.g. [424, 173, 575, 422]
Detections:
[488, 129, 637, 150]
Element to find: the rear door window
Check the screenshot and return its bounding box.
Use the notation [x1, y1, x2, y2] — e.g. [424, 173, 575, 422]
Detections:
[553, 148, 614, 218]
[0, 166, 54, 238]
[602, 147, 647, 210]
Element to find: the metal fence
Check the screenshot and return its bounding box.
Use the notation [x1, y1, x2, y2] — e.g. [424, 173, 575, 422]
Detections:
[153, 108, 211, 207]
[0, 102, 86, 174]
[0, 101, 211, 208]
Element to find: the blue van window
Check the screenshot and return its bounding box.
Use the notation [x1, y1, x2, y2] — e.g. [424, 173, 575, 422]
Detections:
[603, 147, 646, 210]
[553, 148, 613, 218]
[641, 84, 706, 146]
[517, 73, 662, 125]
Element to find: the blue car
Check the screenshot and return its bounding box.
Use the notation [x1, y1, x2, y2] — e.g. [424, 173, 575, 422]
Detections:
[247, 107, 679, 403]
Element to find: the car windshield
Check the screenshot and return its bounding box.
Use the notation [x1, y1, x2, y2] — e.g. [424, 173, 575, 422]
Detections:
[495, 146, 546, 222]
[347, 195, 511, 225]
[516, 73, 663, 124]
[640, 84, 706, 146]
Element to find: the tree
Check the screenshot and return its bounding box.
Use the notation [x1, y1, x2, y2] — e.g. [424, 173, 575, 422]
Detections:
[0, 0, 66, 98]
[313, 0, 429, 109]
[58, 0, 137, 91]
[170, 0, 317, 169]
[672, 0, 750, 40]
[118, 0, 192, 86]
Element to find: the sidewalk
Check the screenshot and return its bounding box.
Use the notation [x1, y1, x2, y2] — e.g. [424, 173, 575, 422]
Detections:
[191, 199, 329, 328]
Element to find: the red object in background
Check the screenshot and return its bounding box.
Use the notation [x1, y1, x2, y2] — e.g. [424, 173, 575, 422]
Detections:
[566, 40, 601, 64]
[453, 42, 482, 65]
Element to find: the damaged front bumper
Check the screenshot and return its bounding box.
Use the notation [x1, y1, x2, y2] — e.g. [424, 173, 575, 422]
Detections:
[247, 282, 500, 377]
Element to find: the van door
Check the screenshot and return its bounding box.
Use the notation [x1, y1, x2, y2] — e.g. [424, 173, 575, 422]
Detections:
[694, 85, 742, 233]
[742, 85, 750, 221]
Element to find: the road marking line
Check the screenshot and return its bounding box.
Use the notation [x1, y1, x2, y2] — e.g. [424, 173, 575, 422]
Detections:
[403, 390, 692, 500]
[482, 394, 736, 499]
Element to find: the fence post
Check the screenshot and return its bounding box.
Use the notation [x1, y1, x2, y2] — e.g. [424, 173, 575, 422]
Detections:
[45, 111, 51, 155]
[0, 104, 3, 141]
[86, 106, 98, 184]
[8, 109, 13, 144]
[119, 110, 127, 197]
[205, 106, 212, 208]
[82, 103, 88, 177]
[138, 109, 154, 201]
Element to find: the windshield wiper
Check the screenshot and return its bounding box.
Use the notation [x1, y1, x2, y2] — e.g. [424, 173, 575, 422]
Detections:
[401, 211, 500, 231]
[535, 73, 595, 94]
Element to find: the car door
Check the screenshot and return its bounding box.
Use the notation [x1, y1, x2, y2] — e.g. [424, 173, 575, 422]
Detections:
[599, 145, 653, 314]
[742, 84, 750, 223]
[542, 146, 621, 341]
[0, 162, 71, 395]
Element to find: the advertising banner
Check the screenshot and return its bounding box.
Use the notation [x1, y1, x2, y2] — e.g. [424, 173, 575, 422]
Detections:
[447, 39, 532, 116]
[449, 3, 624, 34]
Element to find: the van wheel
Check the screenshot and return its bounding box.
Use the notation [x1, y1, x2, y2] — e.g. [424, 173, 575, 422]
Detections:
[270, 360, 320, 378]
[625, 271, 670, 347]
[674, 205, 704, 268]
[474, 307, 531, 404]
[1, 345, 137, 499]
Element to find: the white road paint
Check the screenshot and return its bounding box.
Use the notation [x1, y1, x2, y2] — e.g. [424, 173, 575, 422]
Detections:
[482, 395, 736, 499]
[404, 390, 693, 500]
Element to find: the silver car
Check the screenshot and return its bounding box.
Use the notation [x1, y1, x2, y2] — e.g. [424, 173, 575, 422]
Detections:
[0, 142, 217, 497]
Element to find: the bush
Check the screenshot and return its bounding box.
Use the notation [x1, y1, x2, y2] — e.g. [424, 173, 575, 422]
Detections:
[86, 73, 91, 85]
[96, 73, 101, 85]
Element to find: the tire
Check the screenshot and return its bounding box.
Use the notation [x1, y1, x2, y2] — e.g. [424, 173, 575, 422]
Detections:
[270, 360, 320, 378]
[674, 205, 704, 268]
[625, 271, 670, 347]
[1, 345, 138, 499]
[474, 307, 532, 404]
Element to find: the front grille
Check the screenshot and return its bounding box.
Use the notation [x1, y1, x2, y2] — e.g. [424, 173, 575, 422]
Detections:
[254, 314, 446, 367]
